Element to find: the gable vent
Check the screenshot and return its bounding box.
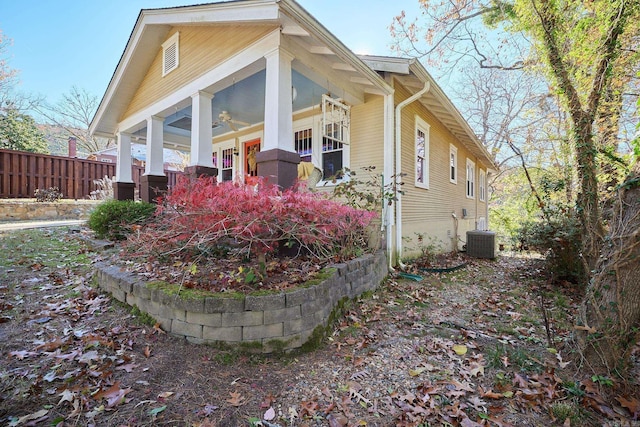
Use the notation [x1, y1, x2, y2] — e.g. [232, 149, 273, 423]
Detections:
[162, 32, 179, 76]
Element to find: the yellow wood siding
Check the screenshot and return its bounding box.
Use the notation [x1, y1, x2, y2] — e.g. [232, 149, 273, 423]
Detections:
[350, 94, 384, 172]
[395, 81, 485, 252]
[122, 24, 278, 120]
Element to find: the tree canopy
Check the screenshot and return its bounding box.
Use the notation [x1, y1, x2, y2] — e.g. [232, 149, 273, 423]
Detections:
[0, 105, 49, 153]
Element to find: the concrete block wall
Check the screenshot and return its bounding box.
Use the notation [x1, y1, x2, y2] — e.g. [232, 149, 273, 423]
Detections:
[94, 251, 387, 352]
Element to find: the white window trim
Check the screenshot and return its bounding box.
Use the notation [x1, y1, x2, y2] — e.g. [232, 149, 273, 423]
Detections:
[450, 144, 458, 184]
[479, 169, 486, 202]
[317, 95, 350, 186]
[162, 32, 180, 77]
[466, 158, 476, 199]
[414, 116, 430, 189]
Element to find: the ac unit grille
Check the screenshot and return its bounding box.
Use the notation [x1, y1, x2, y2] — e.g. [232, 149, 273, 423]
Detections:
[466, 231, 496, 259]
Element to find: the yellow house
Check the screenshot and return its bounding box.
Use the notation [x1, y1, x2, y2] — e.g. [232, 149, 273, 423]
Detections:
[89, 0, 497, 266]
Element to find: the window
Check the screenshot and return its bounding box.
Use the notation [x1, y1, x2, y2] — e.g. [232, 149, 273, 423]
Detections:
[450, 144, 458, 184]
[479, 169, 486, 202]
[162, 32, 179, 76]
[221, 147, 234, 182]
[415, 117, 430, 188]
[295, 128, 313, 162]
[321, 94, 349, 180]
[466, 159, 475, 198]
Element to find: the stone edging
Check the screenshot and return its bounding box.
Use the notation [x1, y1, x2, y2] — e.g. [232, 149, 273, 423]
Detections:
[94, 251, 387, 352]
[0, 200, 100, 222]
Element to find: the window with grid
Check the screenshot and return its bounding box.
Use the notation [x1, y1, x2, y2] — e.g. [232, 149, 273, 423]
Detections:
[479, 169, 486, 202]
[415, 117, 430, 188]
[321, 94, 349, 180]
[466, 159, 475, 198]
[221, 148, 234, 182]
[450, 144, 458, 184]
[295, 128, 313, 162]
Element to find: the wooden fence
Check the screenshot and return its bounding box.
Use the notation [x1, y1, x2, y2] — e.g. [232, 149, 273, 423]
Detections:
[0, 149, 183, 199]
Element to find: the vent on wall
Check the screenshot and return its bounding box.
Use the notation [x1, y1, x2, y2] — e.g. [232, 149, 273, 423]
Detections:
[162, 32, 179, 76]
[466, 230, 496, 259]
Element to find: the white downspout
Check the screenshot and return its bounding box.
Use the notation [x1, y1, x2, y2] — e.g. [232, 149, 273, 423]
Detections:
[394, 82, 430, 268]
[383, 93, 395, 272]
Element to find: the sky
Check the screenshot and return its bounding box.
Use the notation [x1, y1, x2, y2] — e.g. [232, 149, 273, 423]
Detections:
[0, 0, 422, 111]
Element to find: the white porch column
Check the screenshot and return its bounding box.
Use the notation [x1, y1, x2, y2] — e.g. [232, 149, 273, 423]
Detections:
[115, 132, 133, 183]
[145, 115, 165, 176]
[262, 48, 294, 152]
[190, 91, 214, 167]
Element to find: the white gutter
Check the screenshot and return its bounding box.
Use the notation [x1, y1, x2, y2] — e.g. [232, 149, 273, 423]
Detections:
[394, 81, 430, 267]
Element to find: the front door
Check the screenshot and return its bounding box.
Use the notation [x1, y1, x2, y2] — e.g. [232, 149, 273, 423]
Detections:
[244, 139, 261, 184]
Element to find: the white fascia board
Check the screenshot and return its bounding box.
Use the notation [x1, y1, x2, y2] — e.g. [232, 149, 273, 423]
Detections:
[278, 0, 393, 96]
[142, 1, 280, 25]
[118, 30, 281, 133]
[409, 61, 498, 171]
[90, 10, 150, 137]
[360, 56, 411, 75]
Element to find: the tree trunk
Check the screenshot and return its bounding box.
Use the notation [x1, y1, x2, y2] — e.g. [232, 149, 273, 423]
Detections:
[573, 114, 605, 269]
[577, 162, 640, 374]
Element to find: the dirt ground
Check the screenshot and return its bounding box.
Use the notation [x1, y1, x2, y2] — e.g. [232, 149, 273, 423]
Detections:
[1, 226, 638, 427]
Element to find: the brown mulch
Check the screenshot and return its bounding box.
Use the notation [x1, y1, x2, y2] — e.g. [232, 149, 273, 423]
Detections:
[1, 227, 639, 427]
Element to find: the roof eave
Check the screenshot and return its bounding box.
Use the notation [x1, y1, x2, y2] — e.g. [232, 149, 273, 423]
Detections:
[408, 60, 498, 171]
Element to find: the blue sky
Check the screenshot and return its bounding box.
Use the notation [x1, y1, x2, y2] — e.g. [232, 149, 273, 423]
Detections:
[0, 0, 421, 109]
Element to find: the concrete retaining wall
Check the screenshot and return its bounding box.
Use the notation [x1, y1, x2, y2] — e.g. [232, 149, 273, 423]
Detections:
[0, 199, 100, 222]
[94, 251, 387, 352]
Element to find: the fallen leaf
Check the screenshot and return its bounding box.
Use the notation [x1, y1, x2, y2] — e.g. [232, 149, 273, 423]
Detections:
[409, 367, 426, 377]
[8, 350, 37, 360]
[453, 344, 468, 355]
[78, 350, 101, 364]
[93, 382, 132, 408]
[149, 405, 167, 417]
[10, 409, 48, 426]
[226, 391, 245, 407]
[144, 346, 151, 358]
[263, 406, 275, 421]
[158, 391, 174, 399]
[58, 389, 76, 405]
[327, 412, 349, 427]
[616, 395, 640, 417]
[35, 338, 65, 352]
[116, 363, 138, 373]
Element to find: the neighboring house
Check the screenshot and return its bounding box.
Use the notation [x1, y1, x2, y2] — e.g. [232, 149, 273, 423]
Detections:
[89, 143, 185, 171]
[89, 0, 497, 265]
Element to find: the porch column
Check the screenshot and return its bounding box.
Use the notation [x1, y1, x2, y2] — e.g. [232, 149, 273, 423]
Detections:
[141, 115, 168, 203]
[185, 90, 217, 180]
[113, 132, 135, 200]
[256, 47, 299, 189]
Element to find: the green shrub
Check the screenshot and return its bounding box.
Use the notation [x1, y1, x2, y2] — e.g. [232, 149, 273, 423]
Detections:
[517, 206, 585, 283]
[88, 200, 156, 240]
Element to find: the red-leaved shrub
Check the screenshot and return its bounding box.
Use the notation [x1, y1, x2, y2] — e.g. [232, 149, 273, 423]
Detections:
[126, 176, 377, 262]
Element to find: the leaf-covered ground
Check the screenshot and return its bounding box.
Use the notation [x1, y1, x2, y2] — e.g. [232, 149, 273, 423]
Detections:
[1, 227, 638, 426]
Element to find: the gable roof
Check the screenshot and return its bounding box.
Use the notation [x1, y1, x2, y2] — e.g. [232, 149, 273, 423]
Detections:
[360, 55, 497, 170]
[90, 0, 496, 171]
